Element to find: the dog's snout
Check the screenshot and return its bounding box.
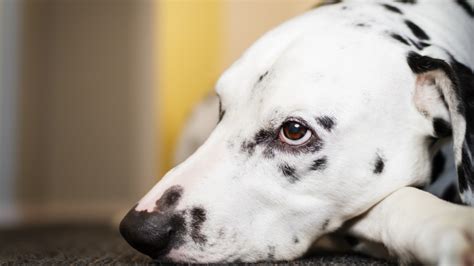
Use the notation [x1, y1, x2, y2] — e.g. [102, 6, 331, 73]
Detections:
[120, 186, 186, 258]
[120, 208, 170, 258]
[120, 207, 185, 258]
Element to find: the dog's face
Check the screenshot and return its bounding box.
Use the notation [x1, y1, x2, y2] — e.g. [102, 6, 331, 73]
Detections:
[120, 28, 437, 262]
[120, 2, 474, 261]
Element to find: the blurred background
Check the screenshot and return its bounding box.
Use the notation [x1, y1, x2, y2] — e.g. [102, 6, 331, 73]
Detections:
[0, 0, 316, 228]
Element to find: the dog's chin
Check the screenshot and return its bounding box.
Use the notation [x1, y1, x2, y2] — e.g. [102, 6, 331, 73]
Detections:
[156, 248, 265, 264]
[152, 237, 311, 263]
[155, 255, 260, 264]
[157, 249, 229, 264]
[156, 248, 304, 264]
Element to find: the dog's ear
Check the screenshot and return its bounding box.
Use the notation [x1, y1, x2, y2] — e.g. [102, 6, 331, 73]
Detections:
[408, 51, 474, 205]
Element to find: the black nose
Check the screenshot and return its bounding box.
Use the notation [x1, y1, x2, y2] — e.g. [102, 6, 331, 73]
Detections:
[119, 207, 184, 258]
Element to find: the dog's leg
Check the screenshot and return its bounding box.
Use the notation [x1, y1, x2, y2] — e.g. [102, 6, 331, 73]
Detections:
[346, 187, 474, 265]
[310, 232, 392, 261]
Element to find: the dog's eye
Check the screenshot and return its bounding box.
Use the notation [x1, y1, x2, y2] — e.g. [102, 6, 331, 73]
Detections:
[279, 121, 312, 145]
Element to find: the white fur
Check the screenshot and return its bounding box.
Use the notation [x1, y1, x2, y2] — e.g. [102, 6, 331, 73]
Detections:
[348, 187, 474, 265]
[134, 1, 474, 263]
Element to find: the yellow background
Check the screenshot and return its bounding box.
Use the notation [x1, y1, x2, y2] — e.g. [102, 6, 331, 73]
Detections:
[157, 1, 222, 174]
[157, 0, 317, 175]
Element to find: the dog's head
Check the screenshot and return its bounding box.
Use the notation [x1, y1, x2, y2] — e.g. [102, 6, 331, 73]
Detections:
[120, 5, 474, 263]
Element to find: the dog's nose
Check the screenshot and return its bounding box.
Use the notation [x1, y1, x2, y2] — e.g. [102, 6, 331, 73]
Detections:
[119, 207, 179, 258]
[120, 186, 185, 258]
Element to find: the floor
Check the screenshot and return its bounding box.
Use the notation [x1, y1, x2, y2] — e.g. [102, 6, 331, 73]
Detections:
[0, 224, 393, 265]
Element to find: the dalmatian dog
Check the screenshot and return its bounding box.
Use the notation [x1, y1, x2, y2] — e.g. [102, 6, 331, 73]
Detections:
[120, 0, 474, 264]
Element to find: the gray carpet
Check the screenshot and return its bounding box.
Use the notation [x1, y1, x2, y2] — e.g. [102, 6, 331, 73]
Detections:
[0, 224, 394, 265]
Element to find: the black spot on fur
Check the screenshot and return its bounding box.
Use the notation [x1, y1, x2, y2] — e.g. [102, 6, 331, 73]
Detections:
[169, 213, 187, 243]
[190, 207, 207, 244]
[407, 52, 454, 77]
[155, 185, 184, 212]
[456, 0, 474, 17]
[321, 219, 330, 231]
[253, 129, 276, 156]
[418, 41, 431, 49]
[430, 150, 446, 184]
[316, 116, 336, 131]
[458, 164, 468, 193]
[310, 157, 327, 171]
[355, 23, 368, 27]
[280, 163, 299, 183]
[433, 118, 452, 138]
[381, 4, 403, 14]
[390, 33, 410, 46]
[255, 129, 276, 144]
[405, 20, 429, 40]
[458, 146, 474, 196]
[241, 141, 256, 156]
[373, 154, 385, 174]
[293, 237, 299, 244]
[395, 0, 416, 4]
[263, 148, 275, 159]
[257, 71, 269, 83]
[408, 38, 430, 50]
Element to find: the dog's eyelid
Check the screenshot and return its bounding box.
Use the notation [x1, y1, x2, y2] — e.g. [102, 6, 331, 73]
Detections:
[281, 116, 317, 134]
[282, 116, 308, 126]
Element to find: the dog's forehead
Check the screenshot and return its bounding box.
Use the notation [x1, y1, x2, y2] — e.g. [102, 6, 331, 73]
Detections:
[218, 31, 411, 117]
[213, 0, 457, 116]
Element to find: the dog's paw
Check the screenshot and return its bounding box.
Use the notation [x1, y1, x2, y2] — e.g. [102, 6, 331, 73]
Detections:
[438, 231, 474, 266]
[436, 209, 474, 266]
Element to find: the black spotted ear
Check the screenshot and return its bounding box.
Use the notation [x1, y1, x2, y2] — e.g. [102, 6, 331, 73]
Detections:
[408, 51, 474, 205]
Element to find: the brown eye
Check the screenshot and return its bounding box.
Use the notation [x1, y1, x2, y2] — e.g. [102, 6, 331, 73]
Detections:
[279, 121, 312, 145]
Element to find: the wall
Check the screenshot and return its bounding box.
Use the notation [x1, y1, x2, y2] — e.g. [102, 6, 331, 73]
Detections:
[16, 0, 156, 224]
[0, 0, 21, 225]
